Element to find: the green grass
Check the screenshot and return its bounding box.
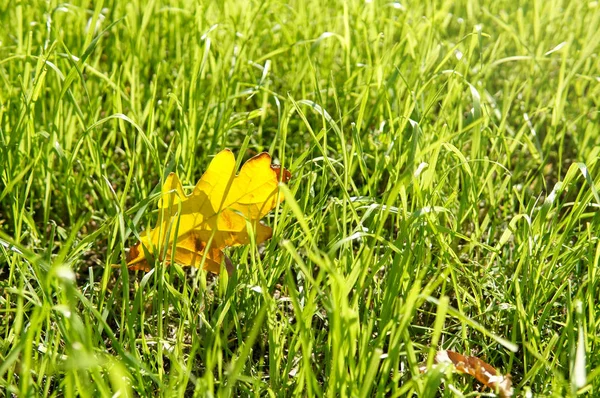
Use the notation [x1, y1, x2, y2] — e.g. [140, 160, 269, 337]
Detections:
[1, 0, 600, 396]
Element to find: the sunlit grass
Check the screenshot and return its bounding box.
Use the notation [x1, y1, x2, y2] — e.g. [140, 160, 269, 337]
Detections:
[1, 0, 599, 396]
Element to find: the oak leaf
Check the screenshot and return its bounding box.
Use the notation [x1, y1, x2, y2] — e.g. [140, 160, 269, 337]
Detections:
[126, 149, 290, 274]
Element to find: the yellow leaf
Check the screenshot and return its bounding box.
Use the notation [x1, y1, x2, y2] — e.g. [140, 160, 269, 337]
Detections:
[127, 149, 291, 274]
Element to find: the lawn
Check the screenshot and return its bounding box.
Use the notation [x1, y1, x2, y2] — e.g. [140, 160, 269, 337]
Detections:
[1, 0, 599, 396]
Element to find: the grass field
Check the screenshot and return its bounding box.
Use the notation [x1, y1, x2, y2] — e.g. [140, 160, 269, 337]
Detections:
[1, 0, 600, 396]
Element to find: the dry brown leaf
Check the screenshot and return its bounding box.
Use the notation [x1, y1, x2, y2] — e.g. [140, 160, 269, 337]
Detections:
[425, 349, 513, 397]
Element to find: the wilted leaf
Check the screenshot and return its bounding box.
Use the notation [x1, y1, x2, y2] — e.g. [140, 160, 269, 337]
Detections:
[126, 149, 290, 274]
[425, 350, 513, 398]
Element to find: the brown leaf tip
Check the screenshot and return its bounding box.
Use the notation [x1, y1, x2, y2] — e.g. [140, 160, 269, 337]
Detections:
[126, 243, 140, 263]
[271, 164, 291, 183]
[252, 152, 290, 183]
